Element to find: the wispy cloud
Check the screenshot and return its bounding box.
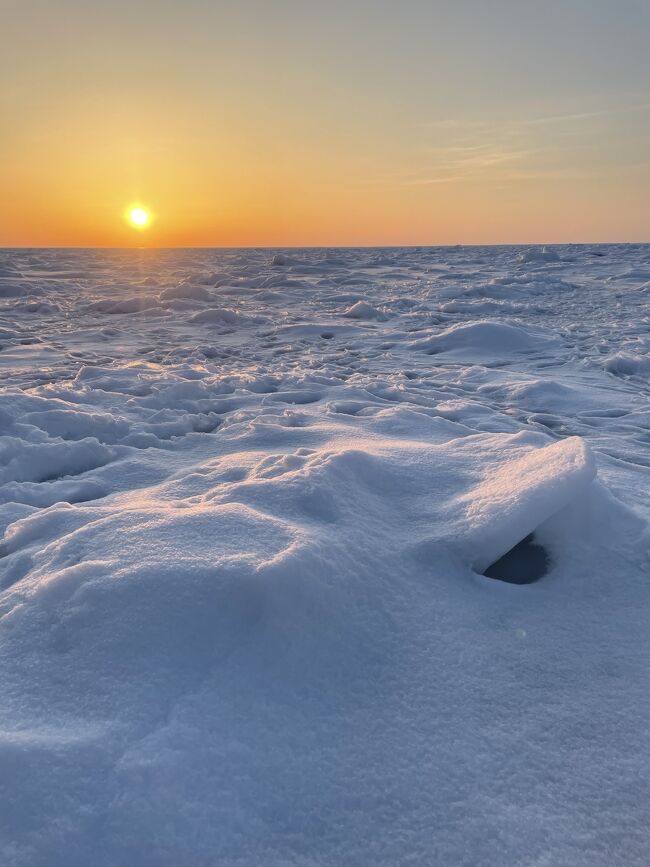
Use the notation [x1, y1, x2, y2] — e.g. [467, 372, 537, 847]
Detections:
[423, 101, 650, 132]
[384, 101, 650, 188]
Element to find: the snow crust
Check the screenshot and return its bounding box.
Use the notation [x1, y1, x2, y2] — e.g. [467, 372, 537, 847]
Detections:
[0, 245, 649, 866]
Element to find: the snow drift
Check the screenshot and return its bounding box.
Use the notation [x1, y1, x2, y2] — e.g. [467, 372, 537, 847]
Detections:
[0, 245, 649, 867]
[0, 424, 608, 867]
[410, 320, 562, 360]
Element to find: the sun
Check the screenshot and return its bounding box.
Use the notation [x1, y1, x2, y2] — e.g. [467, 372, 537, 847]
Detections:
[126, 205, 151, 230]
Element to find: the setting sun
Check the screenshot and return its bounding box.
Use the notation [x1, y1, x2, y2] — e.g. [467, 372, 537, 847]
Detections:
[127, 206, 151, 230]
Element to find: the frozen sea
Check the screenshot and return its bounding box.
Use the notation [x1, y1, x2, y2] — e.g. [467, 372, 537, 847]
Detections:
[0, 244, 649, 866]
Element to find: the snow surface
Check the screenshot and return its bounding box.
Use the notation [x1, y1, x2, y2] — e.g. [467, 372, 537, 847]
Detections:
[0, 244, 650, 866]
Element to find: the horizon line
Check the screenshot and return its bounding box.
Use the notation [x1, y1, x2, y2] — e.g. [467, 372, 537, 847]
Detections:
[2, 240, 649, 252]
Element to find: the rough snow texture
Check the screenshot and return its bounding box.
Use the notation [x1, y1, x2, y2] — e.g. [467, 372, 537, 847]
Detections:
[0, 245, 650, 867]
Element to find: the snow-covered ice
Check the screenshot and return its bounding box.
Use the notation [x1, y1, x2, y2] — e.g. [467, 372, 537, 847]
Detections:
[0, 244, 649, 866]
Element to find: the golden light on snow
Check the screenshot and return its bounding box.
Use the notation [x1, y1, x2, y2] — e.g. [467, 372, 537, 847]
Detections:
[127, 206, 151, 230]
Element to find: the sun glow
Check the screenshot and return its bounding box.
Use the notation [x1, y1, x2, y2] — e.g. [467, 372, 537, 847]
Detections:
[127, 206, 151, 230]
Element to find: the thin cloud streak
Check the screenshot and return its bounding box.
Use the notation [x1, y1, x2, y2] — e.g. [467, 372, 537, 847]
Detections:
[383, 101, 650, 189]
[423, 101, 650, 132]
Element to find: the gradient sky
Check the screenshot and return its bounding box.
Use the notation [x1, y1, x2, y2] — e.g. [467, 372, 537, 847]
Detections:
[2, 0, 649, 246]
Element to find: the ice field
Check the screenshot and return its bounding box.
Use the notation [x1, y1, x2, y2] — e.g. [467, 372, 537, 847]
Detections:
[0, 244, 649, 865]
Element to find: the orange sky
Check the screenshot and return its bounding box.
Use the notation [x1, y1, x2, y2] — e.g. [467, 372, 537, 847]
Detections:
[2, 1, 649, 247]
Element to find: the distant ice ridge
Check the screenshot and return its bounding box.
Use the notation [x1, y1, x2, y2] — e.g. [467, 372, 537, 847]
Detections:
[0, 244, 649, 866]
[518, 245, 561, 263]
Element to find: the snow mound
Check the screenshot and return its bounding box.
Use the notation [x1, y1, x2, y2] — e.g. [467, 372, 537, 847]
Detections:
[0, 431, 602, 867]
[603, 352, 650, 378]
[159, 282, 213, 302]
[518, 246, 560, 263]
[87, 297, 161, 314]
[188, 307, 265, 325]
[0, 280, 42, 298]
[493, 378, 613, 413]
[0, 435, 114, 485]
[411, 320, 561, 359]
[272, 253, 294, 266]
[342, 300, 384, 319]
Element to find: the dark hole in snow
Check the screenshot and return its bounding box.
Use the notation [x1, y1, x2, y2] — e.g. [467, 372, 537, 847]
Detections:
[320, 332, 334, 340]
[482, 534, 549, 585]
